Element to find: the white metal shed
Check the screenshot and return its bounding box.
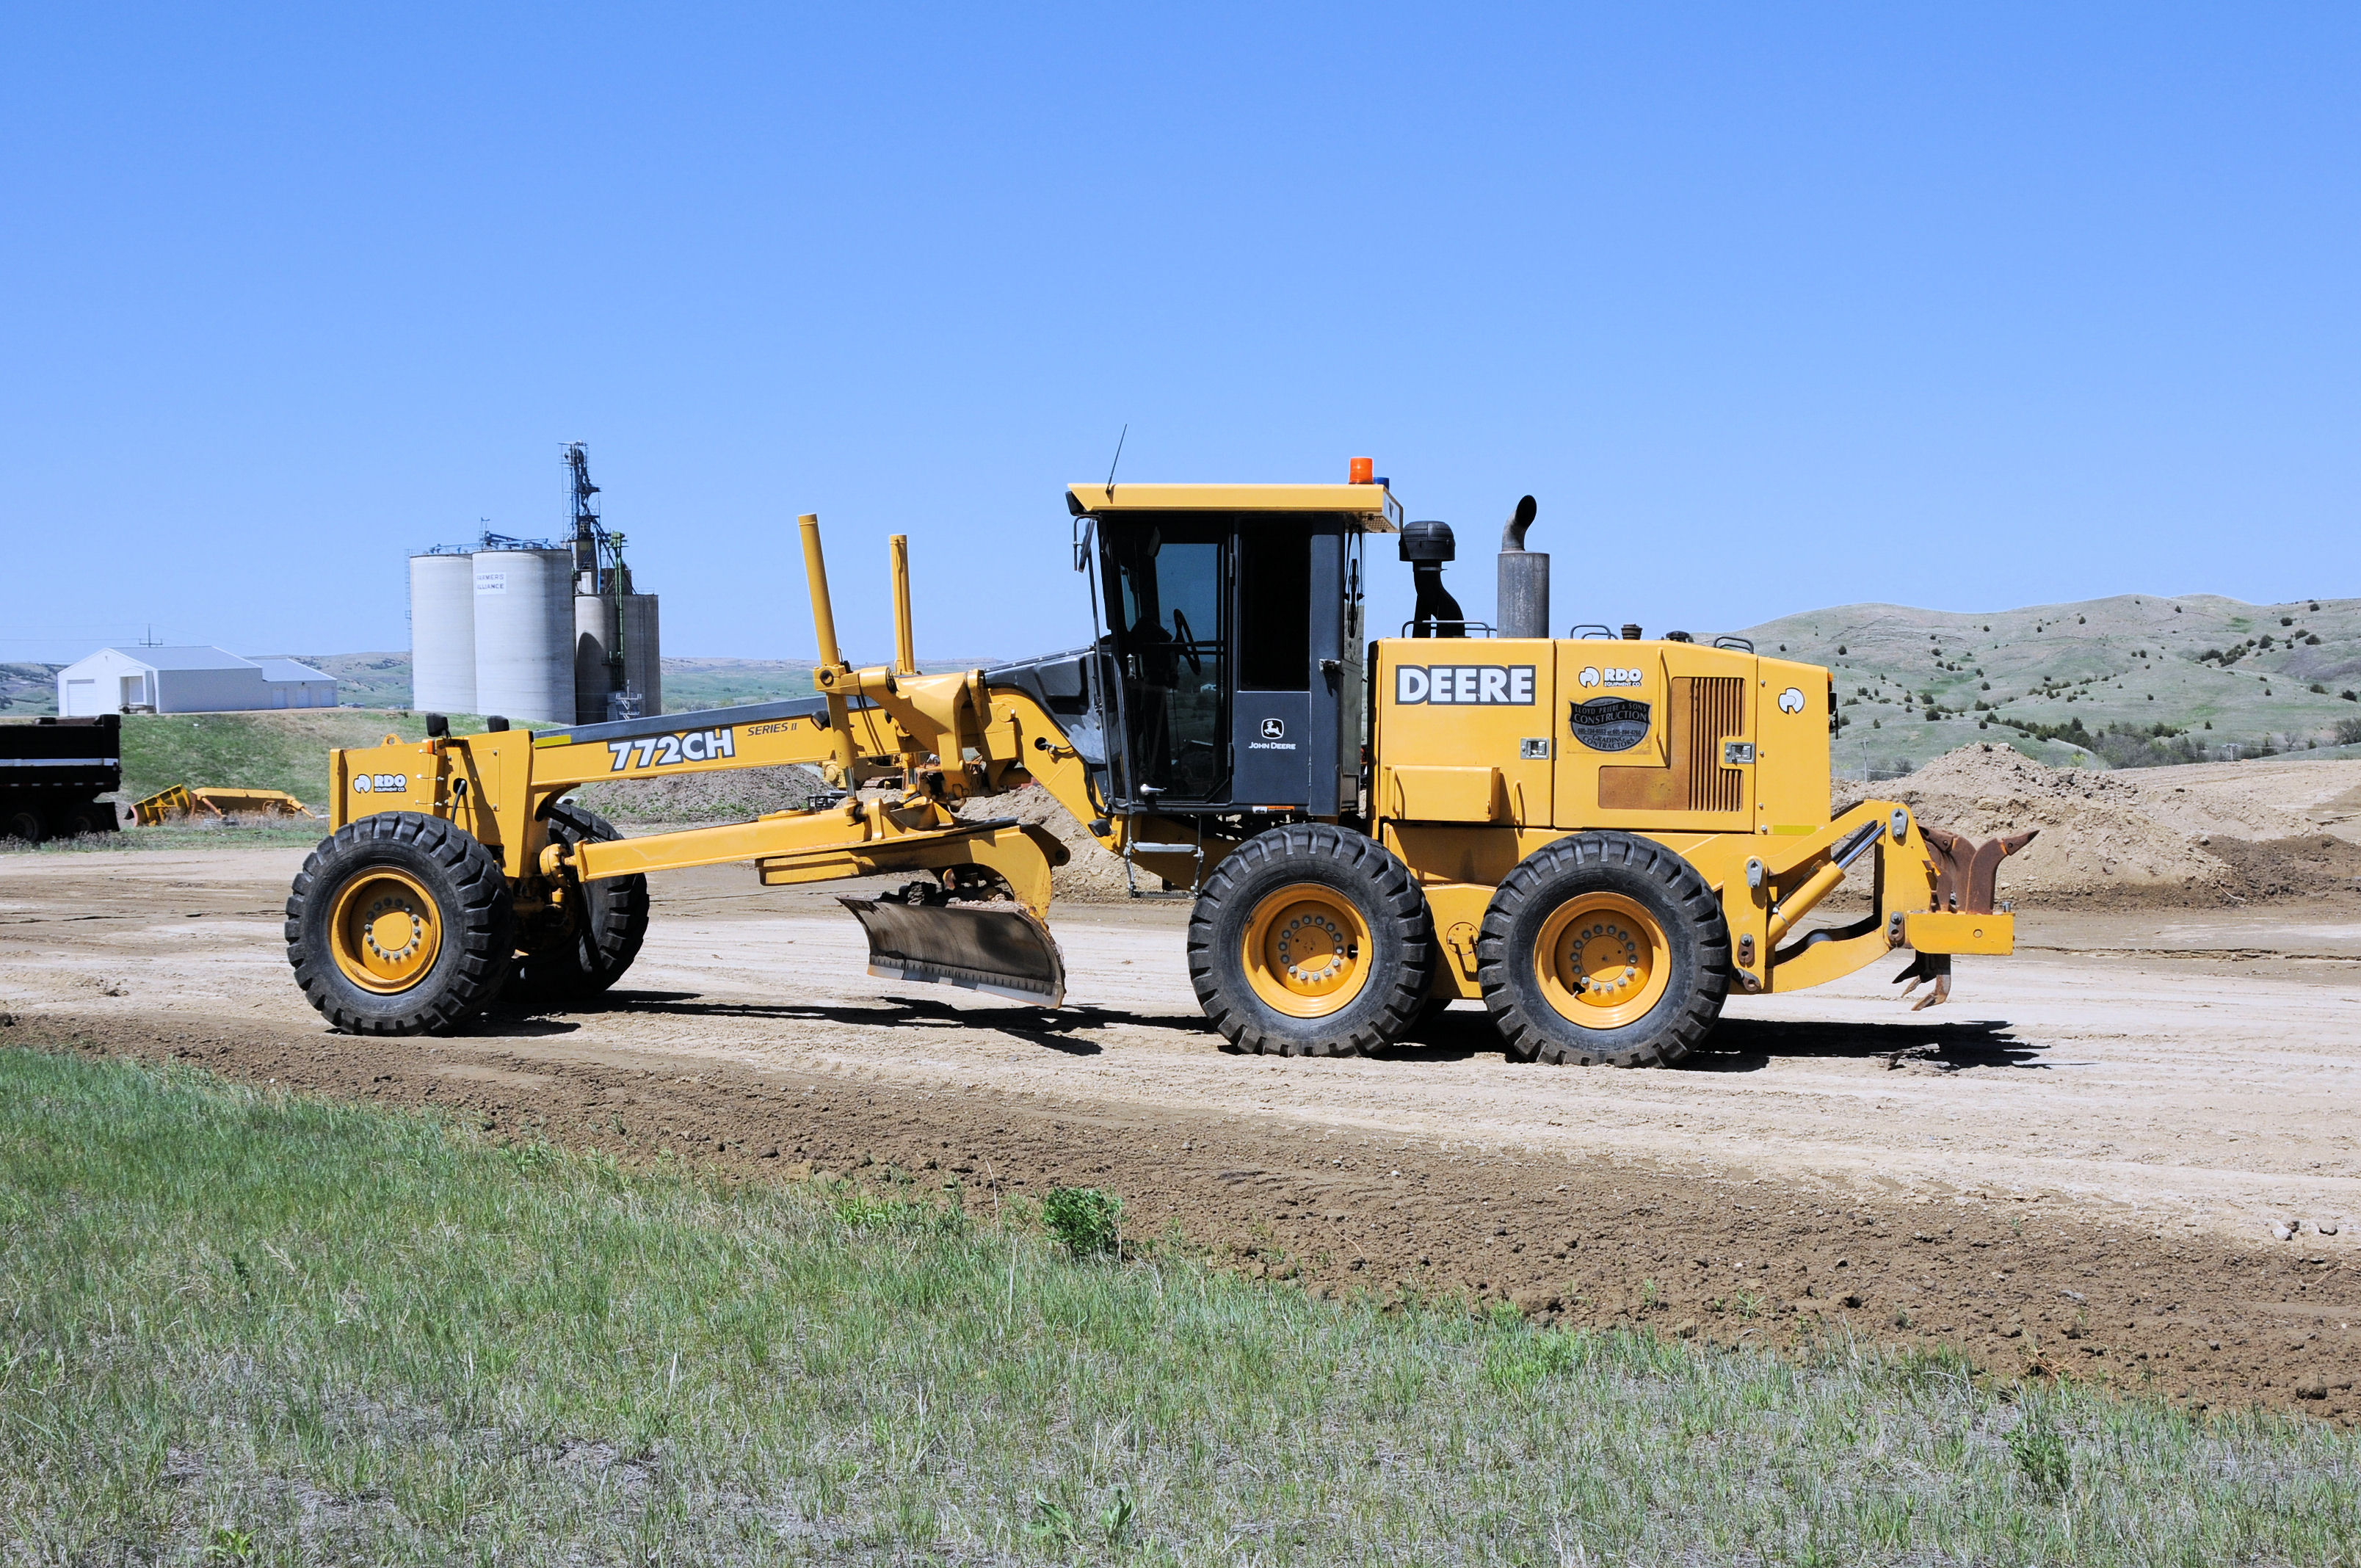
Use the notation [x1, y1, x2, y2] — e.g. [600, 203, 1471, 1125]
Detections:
[55, 648, 339, 715]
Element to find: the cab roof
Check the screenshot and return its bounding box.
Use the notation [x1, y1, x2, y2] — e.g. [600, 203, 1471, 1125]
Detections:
[1067, 482, 1401, 531]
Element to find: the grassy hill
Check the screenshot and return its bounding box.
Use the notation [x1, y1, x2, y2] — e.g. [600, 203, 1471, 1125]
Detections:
[659, 656, 820, 709]
[268, 652, 413, 708]
[0, 663, 62, 716]
[1736, 593, 2361, 777]
[111, 711, 503, 806]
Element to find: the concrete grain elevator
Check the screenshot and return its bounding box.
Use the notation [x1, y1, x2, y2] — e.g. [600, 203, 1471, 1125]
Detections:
[405, 443, 661, 725]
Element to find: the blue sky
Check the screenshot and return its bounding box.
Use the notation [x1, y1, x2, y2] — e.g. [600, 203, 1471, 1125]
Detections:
[2, 4, 2354, 667]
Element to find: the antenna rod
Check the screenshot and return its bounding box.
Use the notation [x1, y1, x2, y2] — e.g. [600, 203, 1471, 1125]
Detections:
[1103, 424, 1128, 498]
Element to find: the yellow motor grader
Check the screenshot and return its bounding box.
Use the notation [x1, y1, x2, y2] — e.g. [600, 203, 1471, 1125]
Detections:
[286, 472, 2025, 1066]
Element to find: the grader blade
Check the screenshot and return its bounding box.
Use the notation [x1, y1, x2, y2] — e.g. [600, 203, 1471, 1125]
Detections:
[839, 895, 1067, 1008]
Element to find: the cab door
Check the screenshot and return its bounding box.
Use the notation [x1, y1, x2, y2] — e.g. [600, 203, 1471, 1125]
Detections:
[1100, 520, 1230, 804]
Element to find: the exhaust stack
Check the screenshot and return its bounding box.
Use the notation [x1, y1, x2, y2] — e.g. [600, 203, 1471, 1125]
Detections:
[1495, 495, 1548, 638]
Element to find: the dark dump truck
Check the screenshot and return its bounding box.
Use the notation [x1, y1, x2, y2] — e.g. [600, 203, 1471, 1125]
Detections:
[1, 714, 122, 842]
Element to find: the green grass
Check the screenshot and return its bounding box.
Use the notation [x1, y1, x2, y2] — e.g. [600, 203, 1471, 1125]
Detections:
[5, 1048, 2360, 1564]
[115, 711, 508, 807]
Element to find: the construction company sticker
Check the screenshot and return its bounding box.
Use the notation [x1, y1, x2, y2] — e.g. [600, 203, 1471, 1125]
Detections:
[352, 772, 410, 794]
[1577, 665, 1643, 689]
[605, 727, 738, 771]
[1568, 697, 1652, 752]
[1395, 664, 1537, 705]
[1778, 686, 1807, 714]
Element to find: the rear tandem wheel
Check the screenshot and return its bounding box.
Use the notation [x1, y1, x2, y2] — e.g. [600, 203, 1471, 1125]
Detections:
[1475, 830, 1729, 1067]
[507, 801, 650, 1002]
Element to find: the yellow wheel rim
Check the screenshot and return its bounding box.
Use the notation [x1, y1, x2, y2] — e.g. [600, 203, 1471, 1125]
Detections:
[1534, 892, 1672, 1030]
[1241, 883, 1373, 1019]
[328, 868, 444, 995]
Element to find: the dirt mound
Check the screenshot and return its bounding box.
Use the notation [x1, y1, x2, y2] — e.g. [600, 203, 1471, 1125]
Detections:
[1850, 746, 2361, 905]
[573, 763, 826, 825]
[960, 783, 1134, 903]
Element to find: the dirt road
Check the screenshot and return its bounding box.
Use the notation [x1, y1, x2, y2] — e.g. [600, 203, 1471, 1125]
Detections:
[7, 844, 2361, 1417]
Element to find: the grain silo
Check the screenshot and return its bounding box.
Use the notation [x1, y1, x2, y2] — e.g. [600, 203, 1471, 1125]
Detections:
[472, 548, 575, 724]
[573, 590, 663, 723]
[408, 551, 477, 714]
[618, 592, 661, 715]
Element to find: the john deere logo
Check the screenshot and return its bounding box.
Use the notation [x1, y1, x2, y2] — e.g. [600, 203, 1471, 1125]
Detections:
[1569, 697, 1651, 752]
[1259, 717, 1285, 740]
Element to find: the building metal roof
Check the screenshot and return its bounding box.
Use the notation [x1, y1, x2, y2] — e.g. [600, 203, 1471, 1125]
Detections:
[250, 658, 331, 682]
[98, 645, 257, 672]
[69, 647, 330, 682]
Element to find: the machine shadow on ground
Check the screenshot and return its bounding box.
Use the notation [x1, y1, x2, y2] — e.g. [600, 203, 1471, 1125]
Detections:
[1697, 1017, 2041, 1072]
[482, 989, 1214, 1054]
[478, 987, 2037, 1072]
[1371, 1006, 2039, 1073]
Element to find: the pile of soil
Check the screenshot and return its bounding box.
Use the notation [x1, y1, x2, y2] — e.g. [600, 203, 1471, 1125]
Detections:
[960, 783, 1134, 903]
[573, 763, 826, 825]
[1849, 745, 2361, 906]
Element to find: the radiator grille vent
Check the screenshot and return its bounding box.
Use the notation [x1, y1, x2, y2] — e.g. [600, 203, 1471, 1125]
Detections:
[1688, 677, 1744, 813]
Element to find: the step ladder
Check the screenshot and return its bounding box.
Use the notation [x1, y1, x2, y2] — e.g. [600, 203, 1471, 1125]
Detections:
[1121, 816, 1205, 899]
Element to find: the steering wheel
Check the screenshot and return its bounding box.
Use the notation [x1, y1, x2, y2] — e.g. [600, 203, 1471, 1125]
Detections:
[1170, 609, 1205, 676]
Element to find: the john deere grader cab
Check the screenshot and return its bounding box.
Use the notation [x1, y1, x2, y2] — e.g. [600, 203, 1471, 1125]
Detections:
[286, 471, 2027, 1066]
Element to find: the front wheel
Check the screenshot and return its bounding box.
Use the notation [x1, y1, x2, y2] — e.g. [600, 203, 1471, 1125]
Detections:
[285, 813, 515, 1035]
[1476, 830, 1728, 1067]
[1187, 824, 1435, 1056]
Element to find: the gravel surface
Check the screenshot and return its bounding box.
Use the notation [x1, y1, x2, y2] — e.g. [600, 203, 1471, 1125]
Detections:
[8, 844, 2361, 1419]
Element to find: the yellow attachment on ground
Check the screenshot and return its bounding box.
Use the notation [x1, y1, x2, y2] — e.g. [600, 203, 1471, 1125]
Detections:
[192, 787, 316, 819]
[131, 784, 312, 824]
[131, 785, 195, 825]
